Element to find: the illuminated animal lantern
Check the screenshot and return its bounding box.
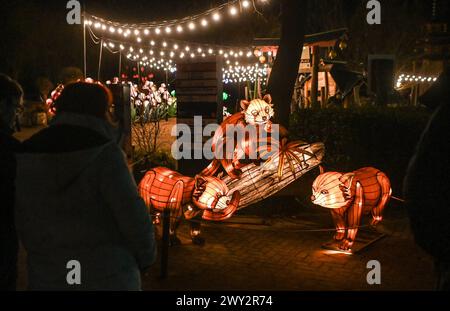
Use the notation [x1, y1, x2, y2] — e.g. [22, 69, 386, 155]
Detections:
[311, 167, 391, 251]
[139, 167, 240, 245]
[201, 94, 288, 179]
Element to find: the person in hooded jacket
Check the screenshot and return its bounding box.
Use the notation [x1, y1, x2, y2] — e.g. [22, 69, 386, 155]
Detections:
[404, 67, 450, 290]
[15, 82, 156, 290]
[0, 74, 23, 290]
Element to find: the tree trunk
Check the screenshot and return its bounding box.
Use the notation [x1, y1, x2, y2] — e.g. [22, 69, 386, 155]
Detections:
[267, 0, 307, 131]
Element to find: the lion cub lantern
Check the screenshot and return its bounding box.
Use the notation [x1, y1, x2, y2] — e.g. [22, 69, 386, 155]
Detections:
[139, 167, 240, 245]
[311, 167, 391, 251]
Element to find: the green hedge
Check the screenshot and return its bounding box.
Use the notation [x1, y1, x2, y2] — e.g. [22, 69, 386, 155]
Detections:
[289, 107, 431, 191]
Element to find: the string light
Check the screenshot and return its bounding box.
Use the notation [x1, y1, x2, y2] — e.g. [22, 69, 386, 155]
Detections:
[222, 63, 268, 84]
[396, 73, 438, 88]
[83, 0, 265, 40]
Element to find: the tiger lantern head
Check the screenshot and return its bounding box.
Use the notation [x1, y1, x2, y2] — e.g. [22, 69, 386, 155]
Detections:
[192, 175, 239, 212]
[311, 171, 356, 209]
[241, 94, 275, 126]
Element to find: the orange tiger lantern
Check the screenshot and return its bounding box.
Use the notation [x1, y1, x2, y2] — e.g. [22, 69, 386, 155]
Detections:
[311, 167, 391, 251]
[139, 167, 240, 245]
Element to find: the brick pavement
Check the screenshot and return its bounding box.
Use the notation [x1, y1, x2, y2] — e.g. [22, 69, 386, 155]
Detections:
[141, 205, 436, 291]
[16, 203, 435, 290]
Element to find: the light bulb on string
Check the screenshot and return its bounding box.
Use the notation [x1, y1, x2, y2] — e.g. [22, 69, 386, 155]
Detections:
[176, 25, 183, 33]
[229, 6, 238, 15]
[201, 19, 208, 27]
[212, 12, 221, 21]
[188, 22, 196, 30]
[165, 26, 172, 34]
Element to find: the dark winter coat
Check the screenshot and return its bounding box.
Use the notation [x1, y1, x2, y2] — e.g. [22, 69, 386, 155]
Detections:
[15, 112, 156, 290]
[0, 126, 20, 290]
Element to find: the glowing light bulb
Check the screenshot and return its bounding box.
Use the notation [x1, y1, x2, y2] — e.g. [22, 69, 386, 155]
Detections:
[201, 19, 208, 27]
[180, 52, 185, 58]
[174, 44, 179, 50]
[176, 25, 183, 32]
[137, 37, 142, 42]
[94, 22, 101, 28]
[197, 47, 202, 53]
[149, 50, 154, 55]
[188, 22, 196, 30]
[150, 40, 155, 46]
[190, 53, 195, 58]
[144, 29, 150, 35]
[165, 26, 171, 33]
[162, 41, 168, 47]
[155, 28, 161, 34]
[118, 28, 123, 34]
[185, 46, 190, 51]
[134, 29, 140, 35]
[212, 12, 221, 21]
[120, 44, 125, 50]
[242, 0, 250, 8]
[208, 48, 213, 54]
[229, 6, 237, 15]
[109, 27, 115, 33]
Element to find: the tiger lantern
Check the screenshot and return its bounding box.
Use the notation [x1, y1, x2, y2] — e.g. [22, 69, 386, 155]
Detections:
[139, 167, 241, 245]
[311, 167, 392, 251]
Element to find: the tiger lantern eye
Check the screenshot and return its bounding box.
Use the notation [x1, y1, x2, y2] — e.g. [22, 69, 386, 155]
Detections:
[251, 110, 258, 116]
[321, 190, 329, 195]
[265, 106, 270, 114]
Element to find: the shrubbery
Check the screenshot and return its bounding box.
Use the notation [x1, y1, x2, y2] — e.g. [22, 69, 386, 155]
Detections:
[289, 107, 431, 190]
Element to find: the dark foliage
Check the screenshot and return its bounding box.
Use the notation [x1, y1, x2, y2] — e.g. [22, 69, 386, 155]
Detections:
[289, 107, 431, 191]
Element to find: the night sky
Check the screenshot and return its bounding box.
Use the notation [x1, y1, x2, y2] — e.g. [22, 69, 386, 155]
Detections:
[0, 0, 440, 95]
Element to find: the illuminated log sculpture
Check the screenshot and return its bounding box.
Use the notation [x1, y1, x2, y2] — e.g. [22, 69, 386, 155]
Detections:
[139, 167, 240, 245]
[311, 167, 392, 251]
[222, 140, 325, 209]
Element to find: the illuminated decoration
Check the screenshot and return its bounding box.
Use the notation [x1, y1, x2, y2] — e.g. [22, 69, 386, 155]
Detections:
[200, 95, 279, 179]
[222, 63, 268, 84]
[199, 94, 325, 209]
[222, 92, 229, 101]
[395, 73, 438, 88]
[311, 167, 392, 251]
[46, 84, 65, 115]
[137, 96, 325, 244]
[83, 0, 264, 39]
[96, 36, 256, 62]
[139, 167, 241, 244]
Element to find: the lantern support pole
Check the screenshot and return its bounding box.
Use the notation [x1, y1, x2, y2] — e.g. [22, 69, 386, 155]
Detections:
[82, 0, 87, 78]
[118, 52, 122, 78]
[160, 208, 170, 279]
[97, 39, 103, 81]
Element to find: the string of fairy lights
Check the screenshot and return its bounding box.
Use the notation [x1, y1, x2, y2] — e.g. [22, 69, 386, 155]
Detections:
[84, 0, 271, 83]
[222, 63, 268, 84]
[84, 0, 265, 41]
[396, 73, 438, 88]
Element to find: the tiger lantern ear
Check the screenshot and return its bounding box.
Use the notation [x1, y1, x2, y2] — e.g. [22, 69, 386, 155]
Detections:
[194, 175, 207, 189]
[263, 94, 273, 106]
[240, 100, 251, 111]
[339, 173, 355, 190]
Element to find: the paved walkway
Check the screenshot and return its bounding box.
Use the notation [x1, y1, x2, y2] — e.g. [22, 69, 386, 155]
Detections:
[142, 204, 435, 291]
